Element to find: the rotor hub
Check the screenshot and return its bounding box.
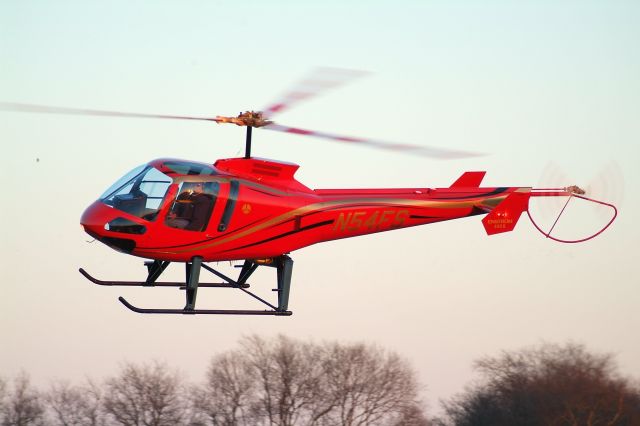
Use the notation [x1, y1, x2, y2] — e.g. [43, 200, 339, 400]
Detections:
[564, 185, 586, 195]
[215, 111, 272, 128]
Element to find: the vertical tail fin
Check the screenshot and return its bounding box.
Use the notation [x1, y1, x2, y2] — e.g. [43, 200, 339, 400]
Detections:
[482, 192, 530, 235]
[450, 172, 486, 188]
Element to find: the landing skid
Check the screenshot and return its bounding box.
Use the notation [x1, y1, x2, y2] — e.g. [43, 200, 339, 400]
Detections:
[79, 257, 294, 316]
[118, 297, 291, 315]
[79, 268, 249, 288]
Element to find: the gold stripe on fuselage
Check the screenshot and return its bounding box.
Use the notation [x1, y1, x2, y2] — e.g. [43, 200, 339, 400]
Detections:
[156, 192, 515, 255]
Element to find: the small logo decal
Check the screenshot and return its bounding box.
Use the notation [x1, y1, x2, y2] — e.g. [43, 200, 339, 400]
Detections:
[242, 203, 252, 214]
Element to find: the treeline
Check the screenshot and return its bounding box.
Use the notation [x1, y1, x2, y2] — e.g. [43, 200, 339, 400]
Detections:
[2, 337, 640, 425]
[1, 336, 426, 426]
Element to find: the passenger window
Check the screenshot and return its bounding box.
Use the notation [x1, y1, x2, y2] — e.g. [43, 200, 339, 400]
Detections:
[165, 182, 219, 232]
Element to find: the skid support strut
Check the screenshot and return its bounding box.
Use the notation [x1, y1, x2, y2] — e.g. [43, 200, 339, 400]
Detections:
[80, 255, 294, 316]
[184, 257, 202, 311]
[276, 255, 293, 311]
[145, 260, 170, 285]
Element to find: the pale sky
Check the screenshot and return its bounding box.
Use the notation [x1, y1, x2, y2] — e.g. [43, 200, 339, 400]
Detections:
[1, 0, 639, 415]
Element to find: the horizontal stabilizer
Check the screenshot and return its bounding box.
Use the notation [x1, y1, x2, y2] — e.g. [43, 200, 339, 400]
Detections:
[450, 171, 486, 188]
[482, 192, 530, 235]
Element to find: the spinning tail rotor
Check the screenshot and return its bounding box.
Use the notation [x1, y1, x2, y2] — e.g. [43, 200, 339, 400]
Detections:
[482, 184, 617, 243]
[527, 188, 617, 243]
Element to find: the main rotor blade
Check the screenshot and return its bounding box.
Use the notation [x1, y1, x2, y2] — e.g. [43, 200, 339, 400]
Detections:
[0, 102, 223, 123]
[262, 67, 369, 118]
[263, 123, 484, 159]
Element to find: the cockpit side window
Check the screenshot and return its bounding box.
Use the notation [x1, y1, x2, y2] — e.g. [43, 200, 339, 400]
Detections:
[101, 166, 172, 221]
[100, 165, 146, 200]
[165, 182, 219, 232]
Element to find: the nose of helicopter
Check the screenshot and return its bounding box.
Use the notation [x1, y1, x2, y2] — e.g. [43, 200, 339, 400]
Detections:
[80, 201, 137, 253]
[80, 201, 106, 237]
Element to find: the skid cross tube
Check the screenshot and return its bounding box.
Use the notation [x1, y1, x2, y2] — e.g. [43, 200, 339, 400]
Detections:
[201, 262, 279, 311]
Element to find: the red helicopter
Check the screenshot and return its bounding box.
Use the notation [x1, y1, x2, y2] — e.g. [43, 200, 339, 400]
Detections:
[1, 69, 617, 316]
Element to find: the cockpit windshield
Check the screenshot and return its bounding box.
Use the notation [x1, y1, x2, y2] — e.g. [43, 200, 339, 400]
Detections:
[100, 165, 172, 221]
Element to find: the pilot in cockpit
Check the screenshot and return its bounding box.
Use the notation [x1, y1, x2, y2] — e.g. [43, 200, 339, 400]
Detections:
[166, 182, 215, 231]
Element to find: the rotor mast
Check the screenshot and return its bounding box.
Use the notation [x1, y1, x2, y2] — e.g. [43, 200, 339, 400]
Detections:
[245, 126, 252, 158]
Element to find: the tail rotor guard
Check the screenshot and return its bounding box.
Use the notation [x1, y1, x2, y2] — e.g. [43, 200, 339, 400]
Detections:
[482, 187, 617, 243]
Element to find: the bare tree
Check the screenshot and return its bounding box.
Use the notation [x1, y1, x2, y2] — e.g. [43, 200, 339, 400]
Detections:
[439, 342, 640, 426]
[194, 349, 257, 426]
[1, 373, 45, 426]
[393, 404, 432, 426]
[321, 342, 421, 426]
[102, 361, 187, 426]
[194, 335, 426, 426]
[241, 335, 333, 426]
[0, 377, 6, 425]
[45, 380, 106, 426]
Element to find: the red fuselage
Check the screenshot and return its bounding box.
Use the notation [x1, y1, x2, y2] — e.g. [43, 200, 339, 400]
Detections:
[81, 157, 530, 262]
